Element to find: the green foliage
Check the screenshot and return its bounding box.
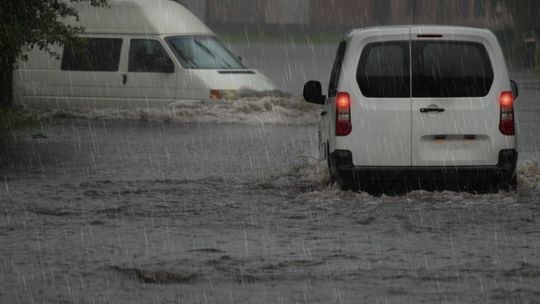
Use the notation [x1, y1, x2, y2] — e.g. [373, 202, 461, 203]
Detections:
[505, 0, 540, 35]
[502, 1, 540, 68]
[0, 0, 107, 62]
[0, 0, 108, 106]
[0, 107, 36, 132]
[533, 65, 540, 76]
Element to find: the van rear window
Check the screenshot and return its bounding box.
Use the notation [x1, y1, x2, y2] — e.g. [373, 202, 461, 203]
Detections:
[356, 42, 410, 98]
[412, 41, 494, 97]
[356, 40, 494, 98]
[61, 38, 122, 72]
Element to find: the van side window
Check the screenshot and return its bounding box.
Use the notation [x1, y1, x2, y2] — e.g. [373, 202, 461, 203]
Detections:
[328, 41, 347, 98]
[412, 41, 494, 97]
[61, 38, 122, 71]
[129, 39, 174, 73]
[356, 42, 410, 98]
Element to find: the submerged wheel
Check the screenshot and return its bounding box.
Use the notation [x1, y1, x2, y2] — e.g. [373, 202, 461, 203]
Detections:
[510, 175, 518, 189]
[498, 175, 518, 192]
[326, 143, 336, 184]
[327, 145, 357, 191]
[337, 175, 356, 191]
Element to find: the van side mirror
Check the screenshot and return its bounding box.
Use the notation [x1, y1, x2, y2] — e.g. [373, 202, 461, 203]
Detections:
[303, 81, 325, 105]
[511, 80, 519, 99]
[156, 57, 175, 74]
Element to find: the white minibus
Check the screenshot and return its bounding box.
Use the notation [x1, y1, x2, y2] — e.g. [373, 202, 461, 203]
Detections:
[14, 0, 276, 109]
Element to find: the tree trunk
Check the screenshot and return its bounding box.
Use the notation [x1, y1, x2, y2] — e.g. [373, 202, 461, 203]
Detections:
[0, 54, 14, 107]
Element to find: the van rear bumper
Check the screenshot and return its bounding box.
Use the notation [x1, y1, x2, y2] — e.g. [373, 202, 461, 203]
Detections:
[331, 149, 518, 191]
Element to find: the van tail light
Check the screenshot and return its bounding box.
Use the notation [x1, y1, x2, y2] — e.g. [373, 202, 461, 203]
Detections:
[336, 92, 352, 136]
[499, 91, 515, 136]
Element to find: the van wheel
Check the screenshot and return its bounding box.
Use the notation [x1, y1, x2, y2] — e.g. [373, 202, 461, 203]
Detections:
[499, 175, 517, 192]
[327, 147, 356, 191]
[336, 175, 357, 192]
[326, 143, 336, 184]
[510, 175, 517, 190]
[336, 170, 358, 192]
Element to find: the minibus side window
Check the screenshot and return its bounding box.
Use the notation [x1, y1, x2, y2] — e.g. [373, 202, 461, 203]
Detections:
[356, 42, 410, 98]
[129, 39, 174, 73]
[61, 38, 122, 72]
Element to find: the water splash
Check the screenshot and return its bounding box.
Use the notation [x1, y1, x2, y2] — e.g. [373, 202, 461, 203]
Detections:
[517, 160, 540, 193]
[35, 94, 321, 125]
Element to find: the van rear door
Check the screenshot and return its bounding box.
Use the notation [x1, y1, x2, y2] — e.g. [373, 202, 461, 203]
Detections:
[410, 31, 498, 167]
[346, 29, 411, 167]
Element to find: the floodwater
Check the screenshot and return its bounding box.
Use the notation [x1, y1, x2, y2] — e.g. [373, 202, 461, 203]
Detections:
[1, 43, 540, 303]
[230, 42, 337, 95]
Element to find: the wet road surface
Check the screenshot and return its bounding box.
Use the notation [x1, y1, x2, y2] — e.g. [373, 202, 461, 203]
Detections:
[1, 46, 540, 303]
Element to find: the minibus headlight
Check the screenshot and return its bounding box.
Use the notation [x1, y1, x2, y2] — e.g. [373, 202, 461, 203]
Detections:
[210, 90, 238, 100]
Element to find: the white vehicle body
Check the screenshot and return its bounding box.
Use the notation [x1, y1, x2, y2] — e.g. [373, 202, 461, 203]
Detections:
[304, 26, 518, 192]
[13, 0, 275, 109]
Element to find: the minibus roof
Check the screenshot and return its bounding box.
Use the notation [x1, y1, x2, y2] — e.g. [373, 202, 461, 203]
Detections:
[66, 0, 213, 36]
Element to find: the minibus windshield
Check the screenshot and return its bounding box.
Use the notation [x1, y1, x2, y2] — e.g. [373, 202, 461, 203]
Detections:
[166, 36, 246, 70]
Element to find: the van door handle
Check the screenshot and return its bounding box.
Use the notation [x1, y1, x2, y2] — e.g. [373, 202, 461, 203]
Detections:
[321, 111, 327, 116]
[420, 108, 445, 113]
[122, 74, 127, 85]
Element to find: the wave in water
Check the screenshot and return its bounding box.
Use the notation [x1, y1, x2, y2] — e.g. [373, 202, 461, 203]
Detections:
[285, 159, 540, 202]
[36, 94, 321, 125]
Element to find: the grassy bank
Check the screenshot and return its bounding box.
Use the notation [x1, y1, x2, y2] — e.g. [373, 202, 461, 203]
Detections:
[0, 107, 36, 134]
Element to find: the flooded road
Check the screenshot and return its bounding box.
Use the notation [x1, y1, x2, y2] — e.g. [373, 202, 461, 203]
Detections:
[229, 42, 337, 95]
[1, 44, 540, 303]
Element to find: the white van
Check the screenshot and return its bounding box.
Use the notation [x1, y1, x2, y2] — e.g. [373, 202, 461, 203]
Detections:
[13, 0, 275, 109]
[304, 26, 519, 193]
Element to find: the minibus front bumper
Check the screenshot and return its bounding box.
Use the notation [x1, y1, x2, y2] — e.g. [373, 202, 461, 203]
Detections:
[331, 149, 518, 191]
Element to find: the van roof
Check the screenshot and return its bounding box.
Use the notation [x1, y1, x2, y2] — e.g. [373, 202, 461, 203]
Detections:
[66, 0, 213, 36]
[347, 25, 492, 39]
